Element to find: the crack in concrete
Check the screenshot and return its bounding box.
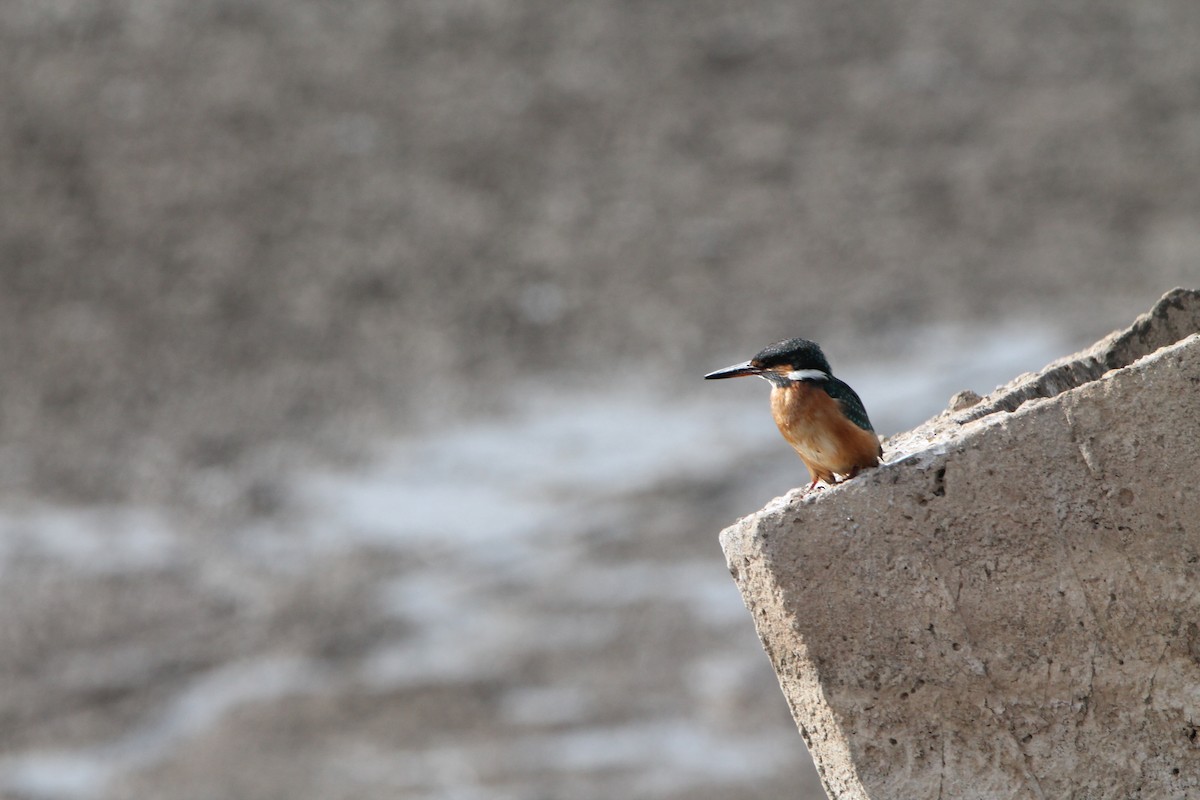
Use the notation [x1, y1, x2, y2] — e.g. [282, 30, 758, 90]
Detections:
[936, 735, 946, 800]
[1063, 405, 1102, 479]
[1144, 640, 1171, 707]
[981, 697, 1047, 800]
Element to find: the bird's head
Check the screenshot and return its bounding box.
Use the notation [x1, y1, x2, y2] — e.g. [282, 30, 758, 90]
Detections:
[704, 337, 832, 386]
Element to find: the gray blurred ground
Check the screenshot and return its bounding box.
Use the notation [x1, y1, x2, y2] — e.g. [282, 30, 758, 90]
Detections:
[1, 1, 1198, 798]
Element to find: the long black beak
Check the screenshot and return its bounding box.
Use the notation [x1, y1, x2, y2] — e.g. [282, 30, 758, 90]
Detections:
[704, 359, 760, 380]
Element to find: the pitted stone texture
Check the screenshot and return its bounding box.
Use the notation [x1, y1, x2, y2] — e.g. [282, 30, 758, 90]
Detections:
[721, 290, 1200, 800]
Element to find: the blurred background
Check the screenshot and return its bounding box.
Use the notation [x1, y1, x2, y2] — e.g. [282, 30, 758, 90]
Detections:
[1, 1, 1198, 798]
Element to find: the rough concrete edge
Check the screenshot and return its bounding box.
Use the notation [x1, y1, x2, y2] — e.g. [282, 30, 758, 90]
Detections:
[955, 286, 1200, 420]
[880, 286, 1200, 466]
[721, 512, 875, 800]
[718, 287, 1200, 800]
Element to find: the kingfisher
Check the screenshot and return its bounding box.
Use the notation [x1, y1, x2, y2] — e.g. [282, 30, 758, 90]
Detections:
[705, 337, 882, 489]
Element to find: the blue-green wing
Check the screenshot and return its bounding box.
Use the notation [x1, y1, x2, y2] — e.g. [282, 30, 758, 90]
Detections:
[822, 378, 876, 433]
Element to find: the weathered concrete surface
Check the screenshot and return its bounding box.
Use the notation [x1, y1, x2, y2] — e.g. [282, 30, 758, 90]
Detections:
[721, 288, 1200, 800]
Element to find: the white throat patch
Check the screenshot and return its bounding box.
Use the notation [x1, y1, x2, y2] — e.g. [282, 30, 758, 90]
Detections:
[785, 369, 829, 382]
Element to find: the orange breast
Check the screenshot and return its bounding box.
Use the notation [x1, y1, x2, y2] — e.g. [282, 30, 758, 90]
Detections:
[770, 383, 881, 480]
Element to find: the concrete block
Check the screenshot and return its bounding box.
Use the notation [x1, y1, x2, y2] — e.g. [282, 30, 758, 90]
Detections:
[721, 288, 1200, 799]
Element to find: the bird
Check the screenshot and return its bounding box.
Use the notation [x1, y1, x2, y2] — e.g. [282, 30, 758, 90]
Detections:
[705, 337, 882, 489]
